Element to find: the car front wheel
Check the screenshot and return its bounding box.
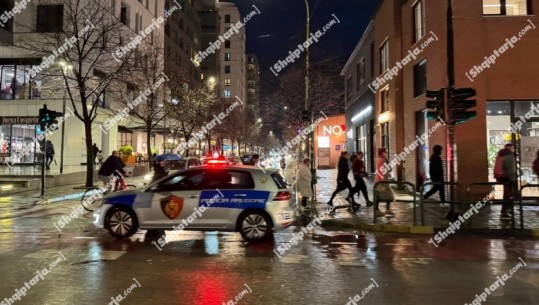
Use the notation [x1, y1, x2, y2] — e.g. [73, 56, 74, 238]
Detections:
[105, 207, 139, 238]
[238, 210, 272, 242]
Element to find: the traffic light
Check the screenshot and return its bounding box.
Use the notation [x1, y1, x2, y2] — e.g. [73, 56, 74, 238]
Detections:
[425, 89, 445, 121]
[302, 110, 310, 122]
[38, 104, 64, 130]
[448, 87, 476, 125]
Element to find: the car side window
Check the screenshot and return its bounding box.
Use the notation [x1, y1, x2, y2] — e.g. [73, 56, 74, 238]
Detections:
[201, 170, 254, 190]
[188, 159, 199, 167]
[154, 170, 205, 192]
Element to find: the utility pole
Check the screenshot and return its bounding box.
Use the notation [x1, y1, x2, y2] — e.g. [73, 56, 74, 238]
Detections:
[303, 0, 311, 166]
[446, 0, 456, 201]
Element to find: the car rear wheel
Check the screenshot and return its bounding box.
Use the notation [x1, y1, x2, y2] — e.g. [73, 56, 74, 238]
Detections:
[238, 210, 272, 242]
[105, 207, 139, 238]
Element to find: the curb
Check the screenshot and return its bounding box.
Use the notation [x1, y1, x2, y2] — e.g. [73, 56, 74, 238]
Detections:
[321, 219, 539, 237]
[321, 219, 434, 234]
[35, 192, 85, 205]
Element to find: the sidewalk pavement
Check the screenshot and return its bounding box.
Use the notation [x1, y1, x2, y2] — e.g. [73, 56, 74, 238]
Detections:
[0, 176, 146, 205]
[298, 168, 539, 236]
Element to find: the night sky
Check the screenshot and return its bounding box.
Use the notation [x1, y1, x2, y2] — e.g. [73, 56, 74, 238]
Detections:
[232, 0, 380, 79]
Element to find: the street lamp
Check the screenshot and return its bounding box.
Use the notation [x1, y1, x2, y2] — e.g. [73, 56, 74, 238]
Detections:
[58, 60, 72, 174]
[257, 118, 262, 123]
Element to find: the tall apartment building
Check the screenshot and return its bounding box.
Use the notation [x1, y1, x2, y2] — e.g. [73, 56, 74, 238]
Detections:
[218, 1, 246, 104]
[341, 21, 376, 173]
[349, 0, 539, 194]
[246, 54, 260, 109]
[197, 0, 221, 87]
[164, 0, 201, 85]
[0, 0, 165, 166]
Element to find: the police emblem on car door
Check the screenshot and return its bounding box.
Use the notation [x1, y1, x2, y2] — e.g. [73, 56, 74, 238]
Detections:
[160, 195, 184, 220]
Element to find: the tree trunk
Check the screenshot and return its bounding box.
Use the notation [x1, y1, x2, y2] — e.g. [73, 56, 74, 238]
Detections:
[85, 121, 94, 187]
[146, 123, 152, 170]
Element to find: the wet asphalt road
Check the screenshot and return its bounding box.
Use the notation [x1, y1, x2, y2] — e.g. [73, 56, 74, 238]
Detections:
[0, 199, 538, 305]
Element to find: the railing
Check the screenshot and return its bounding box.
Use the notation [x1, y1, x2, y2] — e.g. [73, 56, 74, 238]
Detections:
[373, 181, 417, 225]
[518, 184, 539, 229]
[419, 182, 460, 226]
[465, 182, 512, 228]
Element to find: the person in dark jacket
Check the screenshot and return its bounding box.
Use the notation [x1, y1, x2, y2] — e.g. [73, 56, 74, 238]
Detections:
[423, 145, 445, 202]
[97, 151, 129, 190]
[328, 151, 356, 210]
[151, 157, 169, 183]
[45, 140, 55, 170]
[350, 151, 372, 208]
[494, 144, 517, 218]
[92, 143, 102, 165]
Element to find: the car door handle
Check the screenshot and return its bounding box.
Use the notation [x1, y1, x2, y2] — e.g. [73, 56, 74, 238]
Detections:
[189, 195, 199, 198]
[234, 194, 247, 197]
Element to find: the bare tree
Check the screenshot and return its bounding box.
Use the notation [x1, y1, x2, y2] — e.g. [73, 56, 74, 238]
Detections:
[112, 34, 167, 169]
[15, 0, 134, 187]
[166, 72, 218, 157]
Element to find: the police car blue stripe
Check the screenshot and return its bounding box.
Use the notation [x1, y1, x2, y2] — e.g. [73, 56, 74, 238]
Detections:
[198, 190, 270, 210]
[105, 194, 137, 208]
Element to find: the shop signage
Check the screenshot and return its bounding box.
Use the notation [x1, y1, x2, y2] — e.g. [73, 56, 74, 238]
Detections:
[322, 125, 346, 136]
[0, 116, 40, 125]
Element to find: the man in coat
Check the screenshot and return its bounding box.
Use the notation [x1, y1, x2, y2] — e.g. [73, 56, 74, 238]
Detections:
[295, 158, 313, 209]
[328, 151, 356, 211]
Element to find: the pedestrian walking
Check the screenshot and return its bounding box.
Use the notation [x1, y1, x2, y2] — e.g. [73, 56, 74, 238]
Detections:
[374, 148, 394, 216]
[494, 144, 517, 218]
[92, 143, 102, 165]
[351, 151, 372, 208]
[532, 149, 539, 180]
[328, 151, 356, 212]
[295, 158, 313, 209]
[423, 145, 446, 203]
[45, 140, 55, 170]
[280, 156, 286, 171]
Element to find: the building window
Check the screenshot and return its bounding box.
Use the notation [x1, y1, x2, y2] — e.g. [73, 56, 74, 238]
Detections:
[357, 58, 365, 87]
[380, 88, 390, 113]
[224, 78, 231, 86]
[346, 76, 353, 99]
[380, 41, 389, 73]
[120, 2, 129, 26]
[225, 40, 231, 48]
[36, 5, 64, 32]
[224, 89, 231, 98]
[225, 14, 231, 23]
[224, 52, 231, 61]
[413, 59, 427, 97]
[483, 0, 529, 15]
[225, 65, 231, 73]
[118, 131, 133, 148]
[413, 0, 425, 42]
[0, 65, 42, 100]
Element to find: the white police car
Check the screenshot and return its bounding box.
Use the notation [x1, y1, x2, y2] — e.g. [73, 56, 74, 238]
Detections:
[93, 162, 296, 242]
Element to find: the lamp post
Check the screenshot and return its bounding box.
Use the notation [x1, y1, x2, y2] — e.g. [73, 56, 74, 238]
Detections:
[59, 61, 72, 174]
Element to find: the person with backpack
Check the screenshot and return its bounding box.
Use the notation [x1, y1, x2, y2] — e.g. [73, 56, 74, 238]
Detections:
[494, 144, 517, 218]
[45, 140, 55, 170]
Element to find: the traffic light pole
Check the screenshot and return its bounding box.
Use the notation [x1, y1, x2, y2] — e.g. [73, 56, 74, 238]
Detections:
[41, 137, 46, 196]
[446, 0, 456, 202]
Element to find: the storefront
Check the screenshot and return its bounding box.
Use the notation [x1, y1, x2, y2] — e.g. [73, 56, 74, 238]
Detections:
[486, 101, 539, 187]
[314, 114, 347, 169]
[0, 116, 42, 164]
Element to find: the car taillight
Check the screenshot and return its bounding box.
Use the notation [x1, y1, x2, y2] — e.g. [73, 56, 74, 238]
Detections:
[207, 160, 227, 164]
[273, 191, 291, 201]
